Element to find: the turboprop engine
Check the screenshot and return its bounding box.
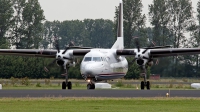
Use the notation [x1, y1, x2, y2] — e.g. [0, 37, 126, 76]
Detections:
[135, 48, 150, 66]
[56, 50, 75, 68]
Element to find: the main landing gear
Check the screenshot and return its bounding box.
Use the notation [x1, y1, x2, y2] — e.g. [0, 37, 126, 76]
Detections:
[140, 81, 150, 90]
[62, 68, 72, 90]
[140, 66, 150, 90]
[62, 81, 72, 89]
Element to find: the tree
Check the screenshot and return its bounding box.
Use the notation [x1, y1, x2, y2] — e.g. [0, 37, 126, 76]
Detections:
[149, 0, 173, 76]
[10, 0, 26, 49]
[186, 0, 200, 77]
[42, 21, 61, 49]
[84, 19, 114, 48]
[149, 0, 171, 46]
[0, 0, 14, 48]
[21, 0, 45, 49]
[59, 20, 85, 48]
[114, 0, 146, 48]
[168, 0, 194, 76]
[10, 0, 45, 49]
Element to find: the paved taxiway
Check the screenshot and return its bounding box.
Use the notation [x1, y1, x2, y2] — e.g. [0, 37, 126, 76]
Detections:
[0, 90, 200, 97]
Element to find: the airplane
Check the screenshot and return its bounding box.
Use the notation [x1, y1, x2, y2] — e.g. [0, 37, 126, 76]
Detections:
[1, 0, 200, 90]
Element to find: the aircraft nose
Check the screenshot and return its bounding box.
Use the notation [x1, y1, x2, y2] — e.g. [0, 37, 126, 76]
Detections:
[84, 64, 93, 74]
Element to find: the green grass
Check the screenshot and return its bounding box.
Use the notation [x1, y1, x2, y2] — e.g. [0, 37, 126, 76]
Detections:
[0, 98, 200, 112]
[2, 84, 195, 90]
[0, 78, 197, 90]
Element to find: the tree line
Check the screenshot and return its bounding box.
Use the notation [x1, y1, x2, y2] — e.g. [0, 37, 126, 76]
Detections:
[0, 0, 200, 79]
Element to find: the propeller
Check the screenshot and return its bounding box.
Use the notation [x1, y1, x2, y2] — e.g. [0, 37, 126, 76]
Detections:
[132, 37, 161, 66]
[44, 37, 74, 73]
[44, 36, 61, 72]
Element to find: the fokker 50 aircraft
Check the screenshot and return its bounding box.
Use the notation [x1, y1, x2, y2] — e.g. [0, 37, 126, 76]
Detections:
[1, 0, 200, 90]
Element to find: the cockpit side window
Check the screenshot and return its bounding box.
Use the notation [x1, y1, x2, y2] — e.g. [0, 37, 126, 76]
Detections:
[84, 57, 92, 61]
[93, 57, 101, 62]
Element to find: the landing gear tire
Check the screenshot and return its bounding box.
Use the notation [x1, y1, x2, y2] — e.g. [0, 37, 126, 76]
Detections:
[140, 81, 150, 90]
[67, 81, 72, 89]
[62, 81, 72, 90]
[146, 81, 150, 90]
[62, 81, 66, 89]
[87, 83, 95, 90]
[141, 81, 145, 90]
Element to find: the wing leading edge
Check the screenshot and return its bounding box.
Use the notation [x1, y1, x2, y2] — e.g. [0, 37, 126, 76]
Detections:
[116, 48, 200, 58]
[0, 49, 91, 58]
[0, 49, 57, 58]
[149, 48, 200, 58]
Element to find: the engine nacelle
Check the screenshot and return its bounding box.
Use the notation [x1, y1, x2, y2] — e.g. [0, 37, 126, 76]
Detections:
[136, 59, 144, 66]
[56, 50, 74, 68]
[135, 49, 150, 66]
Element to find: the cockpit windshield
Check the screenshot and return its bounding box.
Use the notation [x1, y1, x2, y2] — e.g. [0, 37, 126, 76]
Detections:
[93, 57, 101, 62]
[84, 57, 102, 62]
[84, 57, 92, 61]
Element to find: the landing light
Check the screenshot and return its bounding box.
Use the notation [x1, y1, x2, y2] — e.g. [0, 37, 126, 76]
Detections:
[87, 80, 91, 83]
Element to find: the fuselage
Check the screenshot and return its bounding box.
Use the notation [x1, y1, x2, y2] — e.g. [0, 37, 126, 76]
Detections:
[80, 49, 128, 82]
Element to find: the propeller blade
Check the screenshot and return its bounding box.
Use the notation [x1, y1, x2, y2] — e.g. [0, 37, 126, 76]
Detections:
[63, 57, 71, 60]
[61, 67, 68, 76]
[62, 41, 75, 54]
[143, 56, 149, 60]
[44, 59, 57, 72]
[62, 47, 68, 54]
[130, 58, 136, 65]
[54, 36, 60, 53]
[133, 37, 140, 52]
[142, 49, 148, 54]
[69, 41, 75, 47]
[155, 59, 159, 65]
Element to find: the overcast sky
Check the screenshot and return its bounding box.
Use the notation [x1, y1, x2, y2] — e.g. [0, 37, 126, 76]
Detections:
[38, 0, 199, 25]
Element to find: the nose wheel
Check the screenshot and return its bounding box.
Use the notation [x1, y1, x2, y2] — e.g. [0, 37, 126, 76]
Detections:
[87, 83, 95, 89]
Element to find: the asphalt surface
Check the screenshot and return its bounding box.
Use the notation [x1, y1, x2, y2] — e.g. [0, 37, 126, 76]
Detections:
[0, 90, 200, 98]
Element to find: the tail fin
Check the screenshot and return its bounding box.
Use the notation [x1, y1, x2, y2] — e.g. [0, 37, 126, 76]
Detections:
[111, 0, 124, 49]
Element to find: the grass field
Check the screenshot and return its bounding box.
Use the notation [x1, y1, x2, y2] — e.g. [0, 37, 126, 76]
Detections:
[0, 98, 200, 112]
[0, 78, 198, 90]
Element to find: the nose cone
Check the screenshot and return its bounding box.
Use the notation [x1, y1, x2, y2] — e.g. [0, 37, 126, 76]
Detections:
[82, 63, 104, 75]
[84, 64, 94, 75]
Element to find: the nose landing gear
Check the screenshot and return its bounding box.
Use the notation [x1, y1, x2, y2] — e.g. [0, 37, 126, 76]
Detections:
[87, 80, 95, 89]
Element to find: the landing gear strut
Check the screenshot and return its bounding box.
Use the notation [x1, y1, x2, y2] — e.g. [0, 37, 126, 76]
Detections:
[140, 66, 150, 90]
[62, 68, 72, 90]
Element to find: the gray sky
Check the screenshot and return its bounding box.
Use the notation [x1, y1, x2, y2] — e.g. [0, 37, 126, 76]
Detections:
[39, 0, 199, 24]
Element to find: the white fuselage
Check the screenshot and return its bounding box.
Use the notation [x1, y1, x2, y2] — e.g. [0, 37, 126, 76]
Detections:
[80, 49, 128, 81]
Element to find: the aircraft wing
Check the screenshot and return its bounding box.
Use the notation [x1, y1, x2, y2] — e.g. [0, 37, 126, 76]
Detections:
[0, 49, 91, 58]
[149, 48, 200, 58]
[0, 49, 57, 58]
[117, 48, 200, 58]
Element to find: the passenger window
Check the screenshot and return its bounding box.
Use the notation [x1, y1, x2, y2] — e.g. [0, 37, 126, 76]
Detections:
[84, 57, 92, 61]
